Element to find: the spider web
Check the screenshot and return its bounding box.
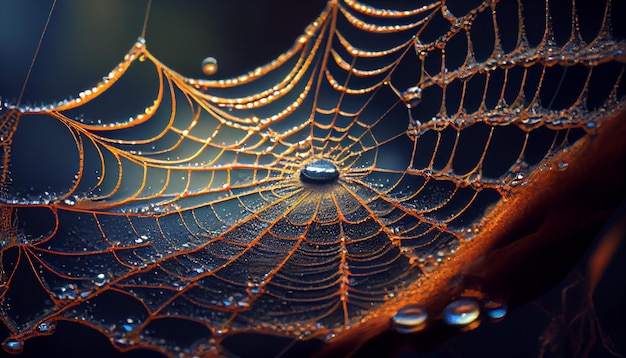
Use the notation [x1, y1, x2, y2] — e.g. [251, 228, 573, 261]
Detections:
[0, 0, 624, 356]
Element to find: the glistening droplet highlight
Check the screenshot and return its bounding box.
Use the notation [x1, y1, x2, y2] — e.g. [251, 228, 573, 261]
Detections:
[2, 338, 24, 355]
[483, 299, 508, 322]
[401, 86, 422, 108]
[201, 57, 218, 75]
[392, 305, 428, 333]
[300, 159, 339, 184]
[36, 320, 57, 334]
[442, 298, 480, 326]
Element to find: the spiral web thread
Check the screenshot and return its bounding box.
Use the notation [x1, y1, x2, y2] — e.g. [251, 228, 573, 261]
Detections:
[0, 0, 624, 355]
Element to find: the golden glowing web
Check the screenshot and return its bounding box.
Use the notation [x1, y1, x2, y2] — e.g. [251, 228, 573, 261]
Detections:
[0, 0, 624, 356]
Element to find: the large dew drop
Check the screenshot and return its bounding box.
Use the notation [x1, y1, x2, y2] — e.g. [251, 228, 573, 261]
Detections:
[392, 305, 428, 333]
[442, 298, 480, 326]
[2, 338, 24, 355]
[201, 57, 218, 75]
[300, 159, 340, 184]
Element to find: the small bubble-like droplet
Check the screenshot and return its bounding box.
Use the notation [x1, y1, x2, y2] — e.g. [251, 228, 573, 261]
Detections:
[443, 298, 480, 326]
[2, 338, 24, 354]
[36, 320, 57, 335]
[392, 305, 428, 333]
[401, 86, 422, 108]
[201, 57, 218, 75]
[483, 299, 508, 322]
[300, 159, 339, 184]
[93, 273, 108, 287]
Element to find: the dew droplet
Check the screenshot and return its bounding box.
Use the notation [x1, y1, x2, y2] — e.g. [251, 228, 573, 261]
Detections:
[556, 161, 569, 170]
[55, 285, 78, 300]
[2, 338, 24, 354]
[483, 298, 508, 322]
[401, 86, 422, 108]
[201, 57, 218, 76]
[442, 298, 480, 326]
[113, 337, 134, 347]
[121, 322, 135, 332]
[392, 305, 428, 333]
[214, 328, 228, 336]
[93, 273, 108, 287]
[300, 159, 339, 184]
[36, 320, 57, 335]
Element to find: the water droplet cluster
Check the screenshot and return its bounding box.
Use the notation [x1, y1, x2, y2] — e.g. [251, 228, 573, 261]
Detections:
[392, 297, 508, 333]
[0, 0, 622, 356]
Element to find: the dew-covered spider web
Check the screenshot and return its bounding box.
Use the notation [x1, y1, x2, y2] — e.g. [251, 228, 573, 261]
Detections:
[0, 0, 625, 357]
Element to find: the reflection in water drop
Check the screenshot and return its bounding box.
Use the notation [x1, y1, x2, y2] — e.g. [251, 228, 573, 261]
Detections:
[2, 338, 24, 355]
[401, 86, 422, 108]
[392, 305, 428, 333]
[483, 299, 508, 322]
[442, 298, 480, 326]
[201, 57, 218, 75]
[92, 273, 108, 287]
[299, 159, 340, 184]
[36, 320, 57, 335]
